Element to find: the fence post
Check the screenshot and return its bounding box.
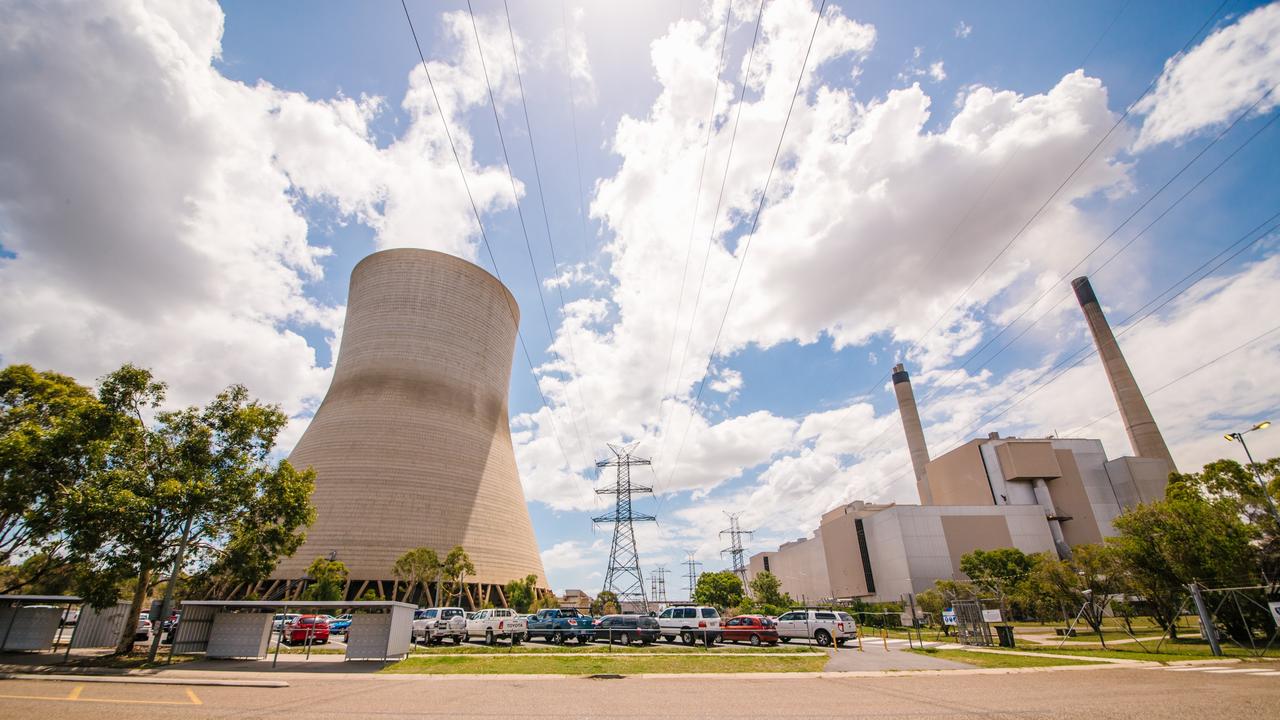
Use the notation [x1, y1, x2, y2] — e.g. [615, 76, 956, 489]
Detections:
[1189, 583, 1222, 657]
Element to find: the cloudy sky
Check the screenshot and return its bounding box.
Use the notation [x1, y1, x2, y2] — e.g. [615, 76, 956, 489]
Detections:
[2, 0, 1279, 595]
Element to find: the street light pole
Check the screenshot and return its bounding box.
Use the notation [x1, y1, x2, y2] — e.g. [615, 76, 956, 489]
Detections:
[1225, 421, 1280, 527]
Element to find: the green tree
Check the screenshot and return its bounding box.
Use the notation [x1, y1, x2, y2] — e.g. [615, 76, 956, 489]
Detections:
[591, 590, 619, 615]
[60, 365, 315, 654]
[440, 546, 475, 606]
[392, 547, 441, 604]
[503, 574, 539, 612]
[747, 571, 793, 614]
[0, 365, 110, 592]
[959, 547, 1039, 621]
[915, 588, 945, 626]
[302, 557, 348, 601]
[693, 571, 744, 610]
[1029, 545, 1125, 647]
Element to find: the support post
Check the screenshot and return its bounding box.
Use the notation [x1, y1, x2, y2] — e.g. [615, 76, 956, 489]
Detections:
[1189, 583, 1222, 657]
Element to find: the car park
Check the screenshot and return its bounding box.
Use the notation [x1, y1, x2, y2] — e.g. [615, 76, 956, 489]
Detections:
[656, 605, 721, 645]
[722, 615, 780, 646]
[329, 614, 353, 633]
[412, 607, 467, 645]
[527, 607, 595, 644]
[775, 609, 857, 647]
[593, 614, 660, 645]
[282, 615, 330, 645]
[465, 608, 527, 645]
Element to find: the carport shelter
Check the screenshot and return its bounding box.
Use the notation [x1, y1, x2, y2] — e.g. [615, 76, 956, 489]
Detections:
[173, 600, 415, 661]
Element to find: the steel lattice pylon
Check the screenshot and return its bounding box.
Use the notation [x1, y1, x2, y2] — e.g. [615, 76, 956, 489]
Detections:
[593, 443, 655, 611]
[683, 550, 702, 603]
[720, 512, 753, 593]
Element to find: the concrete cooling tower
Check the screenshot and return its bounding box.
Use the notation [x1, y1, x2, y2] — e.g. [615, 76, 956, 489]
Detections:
[267, 248, 547, 605]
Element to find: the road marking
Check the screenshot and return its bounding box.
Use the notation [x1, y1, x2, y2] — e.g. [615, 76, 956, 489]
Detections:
[1201, 668, 1272, 673]
[1163, 666, 1231, 671]
[186, 688, 203, 705]
[67, 685, 83, 700]
[0, 688, 203, 706]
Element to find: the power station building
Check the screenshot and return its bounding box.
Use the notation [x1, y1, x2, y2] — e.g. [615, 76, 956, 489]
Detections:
[749, 276, 1175, 603]
[262, 249, 547, 606]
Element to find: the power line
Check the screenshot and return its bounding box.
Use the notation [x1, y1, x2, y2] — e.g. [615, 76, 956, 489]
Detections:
[655, 0, 767, 475]
[398, 0, 576, 473]
[654, 0, 736, 450]
[500, 0, 600, 462]
[819, 0, 1235, 446]
[720, 511, 753, 591]
[664, 0, 828, 490]
[465, 0, 594, 470]
[560, 0, 592, 260]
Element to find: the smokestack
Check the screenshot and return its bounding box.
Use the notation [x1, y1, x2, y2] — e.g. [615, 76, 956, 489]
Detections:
[892, 363, 933, 505]
[1072, 276, 1177, 472]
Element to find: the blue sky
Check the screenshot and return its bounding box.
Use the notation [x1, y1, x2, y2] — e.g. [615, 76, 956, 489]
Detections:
[2, 0, 1279, 595]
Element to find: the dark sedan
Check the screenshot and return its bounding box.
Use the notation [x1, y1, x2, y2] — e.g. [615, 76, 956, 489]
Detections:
[593, 614, 660, 645]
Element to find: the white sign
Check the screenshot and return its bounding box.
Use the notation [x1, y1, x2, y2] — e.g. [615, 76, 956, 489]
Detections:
[1269, 601, 1280, 628]
[942, 608, 957, 626]
[982, 609, 1002, 623]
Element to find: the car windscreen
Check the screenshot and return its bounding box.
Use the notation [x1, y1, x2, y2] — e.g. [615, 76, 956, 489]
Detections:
[837, 612, 853, 622]
[441, 609, 463, 619]
[638, 617, 659, 628]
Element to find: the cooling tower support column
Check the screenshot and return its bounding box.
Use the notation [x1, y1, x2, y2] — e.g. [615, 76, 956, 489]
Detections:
[1072, 276, 1177, 473]
[892, 363, 933, 505]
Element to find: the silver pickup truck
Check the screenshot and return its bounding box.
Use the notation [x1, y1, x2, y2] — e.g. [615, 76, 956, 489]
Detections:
[411, 607, 467, 645]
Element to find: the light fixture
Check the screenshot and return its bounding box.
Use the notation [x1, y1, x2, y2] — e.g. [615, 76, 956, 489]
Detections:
[1256, 420, 1272, 431]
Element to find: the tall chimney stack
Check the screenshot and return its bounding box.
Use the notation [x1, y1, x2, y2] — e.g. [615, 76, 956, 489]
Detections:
[1071, 276, 1177, 472]
[892, 363, 933, 505]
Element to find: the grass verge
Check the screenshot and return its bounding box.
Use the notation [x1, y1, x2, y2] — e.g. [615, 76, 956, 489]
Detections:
[995, 644, 1269, 663]
[910, 648, 1102, 669]
[381, 654, 828, 675]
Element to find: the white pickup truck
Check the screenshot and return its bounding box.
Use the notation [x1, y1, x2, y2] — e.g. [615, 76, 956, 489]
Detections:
[465, 608, 527, 645]
[412, 607, 467, 645]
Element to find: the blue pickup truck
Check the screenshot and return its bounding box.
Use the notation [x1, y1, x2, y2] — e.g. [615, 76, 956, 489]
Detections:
[526, 608, 595, 644]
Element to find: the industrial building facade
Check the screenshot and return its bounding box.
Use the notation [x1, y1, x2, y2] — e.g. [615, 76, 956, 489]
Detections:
[750, 276, 1176, 604]
[260, 249, 547, 606]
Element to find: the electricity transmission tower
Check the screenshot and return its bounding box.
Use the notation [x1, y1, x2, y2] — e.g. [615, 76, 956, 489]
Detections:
[683, 550, 702, 602]
[720, 512, 754, 592]
[593, 443, 655, 611]
[650, 566, 670, 605]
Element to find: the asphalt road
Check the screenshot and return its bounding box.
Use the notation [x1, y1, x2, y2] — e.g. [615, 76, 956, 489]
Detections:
[1, 663, 1277, 719]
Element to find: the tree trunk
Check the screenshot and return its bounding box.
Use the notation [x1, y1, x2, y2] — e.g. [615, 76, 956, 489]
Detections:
[116, 562, 152, 655]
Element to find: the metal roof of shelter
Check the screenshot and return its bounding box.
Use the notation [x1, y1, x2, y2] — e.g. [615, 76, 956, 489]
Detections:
[179, 600, 415, 610]
[0, 595, 82, 604]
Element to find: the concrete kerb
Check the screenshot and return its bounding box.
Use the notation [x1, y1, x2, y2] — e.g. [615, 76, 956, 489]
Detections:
[0, 672, 287, 688]
[930, 643, 1247, 666]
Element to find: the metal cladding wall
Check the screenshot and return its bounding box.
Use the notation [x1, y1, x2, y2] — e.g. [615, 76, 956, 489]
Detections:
[272, 248, 547, 588]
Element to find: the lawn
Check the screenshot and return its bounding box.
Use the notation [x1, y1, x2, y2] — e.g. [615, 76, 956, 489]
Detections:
[381, 653, 828, 675]
[1002, 642, 1276, 663]
[909, 648, 1103, 669]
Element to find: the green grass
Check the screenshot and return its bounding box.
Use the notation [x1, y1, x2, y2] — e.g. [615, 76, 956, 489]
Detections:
[1003, 642, 1275, 663]
[910, 648, 1102, 669]
[381, 653, 828, 675]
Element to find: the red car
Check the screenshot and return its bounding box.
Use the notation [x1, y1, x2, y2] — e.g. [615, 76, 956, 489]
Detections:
[721, 615, 779, 646]
[283, 615, 330, 645]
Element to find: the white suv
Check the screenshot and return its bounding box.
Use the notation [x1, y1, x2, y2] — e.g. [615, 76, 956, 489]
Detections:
[412, 607, 467, 645]
[775, 609, 857, 647]
[656, 605, 721, 646]
[465, 608, 527, 645]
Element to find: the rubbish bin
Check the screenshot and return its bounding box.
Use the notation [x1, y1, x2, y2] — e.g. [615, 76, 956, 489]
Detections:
[995, 625, 1015, 648]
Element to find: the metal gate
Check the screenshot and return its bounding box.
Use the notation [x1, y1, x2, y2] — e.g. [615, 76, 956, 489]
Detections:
[952, 600, 993, 646]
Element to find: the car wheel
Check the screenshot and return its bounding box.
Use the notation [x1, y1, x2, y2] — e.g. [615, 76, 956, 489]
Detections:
[750, 634, 761, 647]
[663, 635, 673, 643]
[618, 632, 630, 646]
[680, 631, 694, 646]
[641, 639, 652, 646]
[485, 630, 495, 646]
[554, 632, 566, 645]
[578, 635, 590, 645]
[451, 635, 462, 645]
[779, 637, 790, 643]
[815, 630, 832, 647]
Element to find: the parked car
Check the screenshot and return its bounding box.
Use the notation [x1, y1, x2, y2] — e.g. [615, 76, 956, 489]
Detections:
[329, 614, 353, 633]
[722, 615, 779, 646]
[775, 609, 857, 647]
[656, 605, 721, 645]
[465, 608, 527, 645]
[282, 615, 330, 645]
[527, 607, 595, 644]
[412, 607, 467, 645]
[273, 613, 301, 632]
[62, 607, 80, 625]
[135, 615, 152, 642]
[594, 615, 660, 645]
